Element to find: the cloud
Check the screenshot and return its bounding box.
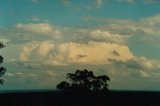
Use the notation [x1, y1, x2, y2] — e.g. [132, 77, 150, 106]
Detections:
[31, 0, 41, 3]
[118, 0, 135, 4]
[20, 41, 55, 61]
[2, 14, 159, 68]
[46, 71, 58, 77]
[85, 0, 105, 9]
[19, 41, 134, 67]
[15, 23, 61, 35]
[95, 0, 104, 8]
[59, 0, 160, 10]
[141, 14, 160, 24]
[0, 38, 10, 46]
[1, 22, 128, 45]
[89, 29, 127, 44]
[20, 41, 40, 61]
[56, 42, 133, 64]
[96, 0, 103, 5]
[109, 56, 160, 79]
[60, 0, 71, 6]
[37, 41, 55, 56]
[3, 69, 62, 90]
[56, 28, 127, 44]
[6, 72, 37, 78]
[1, 15, 160, 63]
[0, 23, 63, 45]
[31, 16, 40, 21]
[144, 0, 160, 4]
[61, 0, 105, 10]
[139, 70, 150, 77]
[91, 56, 160, 90]
[83, 14, 160, 49]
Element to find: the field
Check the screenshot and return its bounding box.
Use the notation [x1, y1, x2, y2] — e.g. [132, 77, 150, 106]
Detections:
[0, 90, 160, 106]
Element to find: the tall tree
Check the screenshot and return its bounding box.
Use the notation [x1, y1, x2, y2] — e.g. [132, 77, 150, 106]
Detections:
[0, 43, 6, 85]
[57, 69, 110, 92]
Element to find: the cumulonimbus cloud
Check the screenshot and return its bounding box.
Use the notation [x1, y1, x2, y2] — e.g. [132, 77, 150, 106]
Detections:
[19, 41, 134, 66]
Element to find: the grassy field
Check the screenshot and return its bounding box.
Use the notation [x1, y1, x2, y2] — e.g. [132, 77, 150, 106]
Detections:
[0, 90, 160, 106]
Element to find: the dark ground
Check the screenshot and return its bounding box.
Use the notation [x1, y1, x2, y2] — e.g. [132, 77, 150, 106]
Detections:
[0, 90, 160, 106]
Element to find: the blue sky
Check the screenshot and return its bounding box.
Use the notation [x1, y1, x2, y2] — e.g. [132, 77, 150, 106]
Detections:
[1, 0, 160, 27]
[0, 0, 160, 90]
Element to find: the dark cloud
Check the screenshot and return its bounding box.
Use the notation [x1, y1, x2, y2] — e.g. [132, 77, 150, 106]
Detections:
[76, 54, 87, 59]
[112, 50, 120, 56]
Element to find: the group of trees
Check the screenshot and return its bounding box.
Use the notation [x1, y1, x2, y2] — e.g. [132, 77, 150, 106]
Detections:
[57, 69, 110, 92]
[0, 43, 6, 85]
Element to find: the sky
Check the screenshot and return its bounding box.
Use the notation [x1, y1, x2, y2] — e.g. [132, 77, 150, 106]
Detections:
[0, 0, 160, 91]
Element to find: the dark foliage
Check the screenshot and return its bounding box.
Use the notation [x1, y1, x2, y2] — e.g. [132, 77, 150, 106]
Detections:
[0, 43, 5, 49]
[0, 43, 6, 85]
[56, 81, 70, 92]
[57, 69, 110, 92]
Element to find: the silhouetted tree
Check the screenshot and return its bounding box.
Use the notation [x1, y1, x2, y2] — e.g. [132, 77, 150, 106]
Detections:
[57, 69, 110, 92]
[92, 75, 110, 91]
[56, 81, 70, 92]
[0, 43, 6, 85]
